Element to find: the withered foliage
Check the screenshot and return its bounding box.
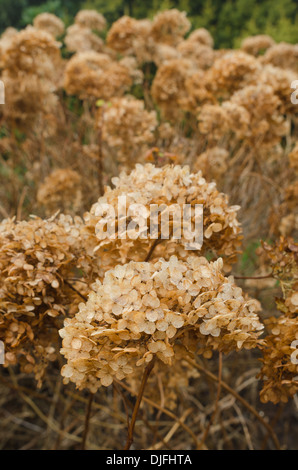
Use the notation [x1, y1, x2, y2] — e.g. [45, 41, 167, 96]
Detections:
[0, 8, 297, 450]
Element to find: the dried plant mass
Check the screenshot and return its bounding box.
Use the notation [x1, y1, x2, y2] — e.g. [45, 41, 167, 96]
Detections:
[0, 7, 297, 451]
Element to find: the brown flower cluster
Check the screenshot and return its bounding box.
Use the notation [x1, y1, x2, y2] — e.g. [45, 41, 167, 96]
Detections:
[241, 34, 275, 56]
[261, 42, 298, 72]
[64, 9, 106, 53]
[100, 96, 158, 167]
[150, 9, 191, 46]
[106, 16, 152, 56]
[33, 13, 65, 38]
[84, 163, 242, 273]
[258, 238, 298, 403]
[64, 51, 132, 100]
[60, 256, 263, 392]
[64, 24, 104, 53]
[74, 10, 106, 32]
[37, 168, 83, 216]
[151, 58, 196, 120]
[0, 214, 91, 385]
[1, 27, 62, 129]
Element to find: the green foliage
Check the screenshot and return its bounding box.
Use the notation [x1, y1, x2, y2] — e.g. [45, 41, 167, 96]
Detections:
[21, 0, 61, 26]
[0, 0, 27, 31]
[0, 0, 297, 47]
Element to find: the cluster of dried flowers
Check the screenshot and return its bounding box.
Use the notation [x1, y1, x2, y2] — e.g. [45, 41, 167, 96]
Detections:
[0, 26, 63, 130]
[83, 164, 242, 273]
[0, 214, 93, 385]
[258, 238, 298, 403]
[0, 8, 297, 415]
[60, 255, 263, 392]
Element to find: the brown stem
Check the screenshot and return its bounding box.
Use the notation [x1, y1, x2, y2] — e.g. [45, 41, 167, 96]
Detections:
[97, 107, 104, 197]
[115, 378, 199, 448]
[233, 273, 273, 280]
[145, 239, 162, 262]
[64, 279, 88, 302]
[198, 352, 222, 449]
[81, 392, 94, 450]
[124, 358, 155, 450]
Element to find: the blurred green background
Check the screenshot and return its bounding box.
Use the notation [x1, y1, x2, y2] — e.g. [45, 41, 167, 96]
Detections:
[0, 0, 297, 47]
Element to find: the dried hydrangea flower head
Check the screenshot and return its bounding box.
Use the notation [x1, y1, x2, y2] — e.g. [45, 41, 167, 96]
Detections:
[60, 256, 263, 392]
[151, 58, 196, 120]
[194, 147, 229, 182]
[289, 143, 298, 173]
[187, 28, 214, 48]
[37, 168, 82, 216]
[150, 9, 191, 46]
[1, 27, 62, 128]
[84, 163, 242, 273]
[0, 28, 17, 69]
[99, 96, 158, 168]
[2, 26, 62, 78]
[33, 12, 65, 37]
[261, 238, 298, 300]
[64, 51, 132, 100]
[205, 51, 261, 98]
[118, 57, 144, 85]
[241, 34, 275, 56]
[177, 40, 214, 70]
[64, 24, 104, 53]
[259, 315, 298, 403]
[259, 64, 297, 115]
[106, 16, 152, 56]
[0, 214, 91, 386]
[261, 42, 298, 72]
[228, 84, 289, 147]
[197, 104, 231, 140]
[197, 101, 250, 142]
[74, 10, 106, 32]
[258, 238, 298, 403]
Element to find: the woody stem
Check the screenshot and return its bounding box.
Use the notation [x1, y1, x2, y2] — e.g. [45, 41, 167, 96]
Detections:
[124, 358, 156, 450]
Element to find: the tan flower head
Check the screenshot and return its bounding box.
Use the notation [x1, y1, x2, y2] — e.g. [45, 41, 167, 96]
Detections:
[64, 51, 132, 100]
[74, 10, 106, 32]
[37, 168, 82, 216]
[60, 256, 263, 392]
[151, 9, 191, 46]
[33, 13, 65, 37]
[241, 34, 275, 56]
[84, 163, 242, 273]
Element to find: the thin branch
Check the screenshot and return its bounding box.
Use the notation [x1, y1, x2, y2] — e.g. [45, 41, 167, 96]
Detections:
[81, 392, 94, 450]
[124, 358, 155, 450]
[198, 352, 222, 449]
[114, 379, 199, 448]
[64, 279, 88, 302]
[233, 273, 274, 280]
[145, 238, 162, 262]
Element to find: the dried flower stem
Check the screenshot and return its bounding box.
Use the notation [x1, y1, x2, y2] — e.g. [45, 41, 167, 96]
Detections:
[97, 105, 104, 197]
[124, 357, 156, 450]
[115, 378, 199, 448]
[233, 273, 273, 280]
[81, 392, 94, 450]
[64, 279, 88, 302]
[145, 238, 162, 262]
[197, 352, 222, 449]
